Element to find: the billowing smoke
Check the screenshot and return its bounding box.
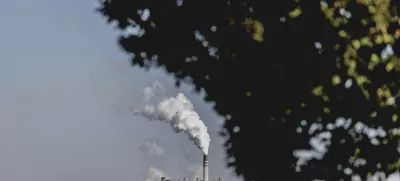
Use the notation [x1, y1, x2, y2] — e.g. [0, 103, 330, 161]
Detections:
[145, 166, 170, 181]
[142, 80, 165, 101]
[133, 81, 211, 155]
[139, 139, 165, 157]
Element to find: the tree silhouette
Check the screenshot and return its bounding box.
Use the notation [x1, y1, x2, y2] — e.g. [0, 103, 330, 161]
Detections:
[97, 0, 400, 180]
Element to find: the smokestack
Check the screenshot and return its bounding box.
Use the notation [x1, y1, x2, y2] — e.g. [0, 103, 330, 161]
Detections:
[203, 154, 208, 181]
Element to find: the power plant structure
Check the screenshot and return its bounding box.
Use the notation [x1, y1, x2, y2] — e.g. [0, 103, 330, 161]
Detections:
[161, 154, 222, 181]
[203, 154, 209, 181]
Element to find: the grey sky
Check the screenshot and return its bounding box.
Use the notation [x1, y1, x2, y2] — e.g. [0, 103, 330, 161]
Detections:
[0, 0, 239, 181]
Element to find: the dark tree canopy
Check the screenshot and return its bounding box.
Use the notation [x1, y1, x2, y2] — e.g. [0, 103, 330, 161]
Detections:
[97, 0, 400, 180]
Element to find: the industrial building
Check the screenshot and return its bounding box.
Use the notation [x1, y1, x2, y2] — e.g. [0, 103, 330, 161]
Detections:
[160, 154, 223, 181]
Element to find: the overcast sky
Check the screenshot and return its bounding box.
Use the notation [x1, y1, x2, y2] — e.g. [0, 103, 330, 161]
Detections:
[0, 1, 240, 181]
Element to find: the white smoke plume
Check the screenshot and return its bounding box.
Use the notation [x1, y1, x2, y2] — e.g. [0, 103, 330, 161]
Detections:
[133, 82, 211, 155]
[142, 80, 165, 101]
[139, 140, 165, 157]
[146, 166, 170, 181]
